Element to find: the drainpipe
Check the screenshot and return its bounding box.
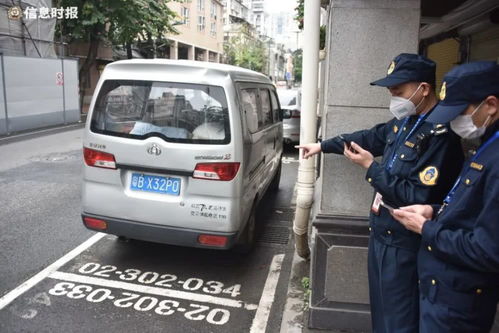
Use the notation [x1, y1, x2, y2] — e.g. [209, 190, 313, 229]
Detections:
[293, 0, 320, 259]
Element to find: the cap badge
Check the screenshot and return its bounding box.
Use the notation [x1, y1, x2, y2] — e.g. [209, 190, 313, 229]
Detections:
[440, 81, 447, 100]
[419, 166, 439, 186]
[387, 61, 396, 75]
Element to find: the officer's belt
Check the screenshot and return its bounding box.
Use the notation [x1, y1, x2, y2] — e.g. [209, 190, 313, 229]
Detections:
[372, 225, 421, 250]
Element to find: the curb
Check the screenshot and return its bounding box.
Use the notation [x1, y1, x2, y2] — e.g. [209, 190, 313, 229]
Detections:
[280, 251, 309, 333]
[0, 121, 85, 146]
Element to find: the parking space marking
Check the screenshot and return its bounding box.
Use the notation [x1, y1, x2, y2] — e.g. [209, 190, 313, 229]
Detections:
[0, 233, 106, 310]
[49, 271, 257, 310]
[250, 253, 285, 333]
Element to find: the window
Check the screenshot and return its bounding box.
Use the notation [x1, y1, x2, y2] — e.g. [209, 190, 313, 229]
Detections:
[210, 22, 216, 36]
[211, 1, 217, 18]
[198, 16, 206, 31]
[91, 80, 230, 144]
[260, 89, 273, 126]
[270, 90, 281, 122]
[241, 88, 259, 133]
[197, 0, 204, 11]
[181, 7, 190, 25]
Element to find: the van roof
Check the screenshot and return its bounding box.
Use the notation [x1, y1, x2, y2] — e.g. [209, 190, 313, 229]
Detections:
[105, 59, 272, 85]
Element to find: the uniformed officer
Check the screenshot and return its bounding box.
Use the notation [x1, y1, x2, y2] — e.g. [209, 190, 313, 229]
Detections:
[392, 61, 499, 333]
[297, 53, 464, 332]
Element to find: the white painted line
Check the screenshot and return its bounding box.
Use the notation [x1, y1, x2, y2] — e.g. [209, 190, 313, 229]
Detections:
[49, 271, 258, 310]
[250, 254, 285, 333]
[0, 233, 105, 310]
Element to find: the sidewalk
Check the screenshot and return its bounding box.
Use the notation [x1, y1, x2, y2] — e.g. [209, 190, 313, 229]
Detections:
[280, 251, 353, 333]
[0, 120, 85, 146]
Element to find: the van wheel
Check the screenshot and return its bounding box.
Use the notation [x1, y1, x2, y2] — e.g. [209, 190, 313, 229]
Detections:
[269, 160, 282, 192]
[233, 203, 257, 254]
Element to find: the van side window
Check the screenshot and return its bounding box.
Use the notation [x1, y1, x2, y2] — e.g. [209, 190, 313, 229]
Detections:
[270, 90, 281, 122]
[241, 88, 259, 133]
[260, 88, 273, 126]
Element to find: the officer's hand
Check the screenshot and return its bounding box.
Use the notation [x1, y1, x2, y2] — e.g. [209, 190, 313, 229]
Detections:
[399, 204, 433, 220]
[343, 142, 374, 169]
[391, 209, 427, 234]
[295, 143, 321, 159]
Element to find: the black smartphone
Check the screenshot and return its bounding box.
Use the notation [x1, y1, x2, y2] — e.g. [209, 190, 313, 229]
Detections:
[339, 135, 358, 153]
[380, 201, 398, 213]
[338, 135, 352, 149]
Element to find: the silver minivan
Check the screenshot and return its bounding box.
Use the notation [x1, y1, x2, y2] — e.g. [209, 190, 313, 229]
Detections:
[81, 59, 283, 252]
[277, 88, 301, 145]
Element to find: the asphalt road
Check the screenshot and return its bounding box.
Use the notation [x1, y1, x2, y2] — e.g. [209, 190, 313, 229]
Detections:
[0, 128, 300, 333]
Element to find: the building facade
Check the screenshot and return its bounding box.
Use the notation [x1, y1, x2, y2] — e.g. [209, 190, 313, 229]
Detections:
[166, 0, 225, 62]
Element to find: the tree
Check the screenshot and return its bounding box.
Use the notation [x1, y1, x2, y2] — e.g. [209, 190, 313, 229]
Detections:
[56, 0, 178, 108]
[292, 49, 302, 83]
[224, 25, 266, 73]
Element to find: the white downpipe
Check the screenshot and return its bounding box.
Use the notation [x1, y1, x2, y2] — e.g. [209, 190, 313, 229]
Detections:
[293, 0, 320, 259]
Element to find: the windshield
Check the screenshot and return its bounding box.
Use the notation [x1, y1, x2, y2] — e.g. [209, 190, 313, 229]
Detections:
[277, 89, 299, 107]
[91, 80, 230, 144]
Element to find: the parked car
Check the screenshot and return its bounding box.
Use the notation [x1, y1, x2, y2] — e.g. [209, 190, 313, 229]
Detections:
[81, 59, 283, 252]
[277, 88, 301, 145]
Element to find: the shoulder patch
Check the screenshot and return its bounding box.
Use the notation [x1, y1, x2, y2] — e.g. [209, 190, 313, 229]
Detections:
[470, 162, 484, 171]
[419, 166, 439, 186]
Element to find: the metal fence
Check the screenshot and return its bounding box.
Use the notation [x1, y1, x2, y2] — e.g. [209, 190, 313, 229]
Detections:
[0, 54, 80, 136]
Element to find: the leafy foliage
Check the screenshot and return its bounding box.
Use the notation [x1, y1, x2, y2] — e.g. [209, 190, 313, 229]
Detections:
[292, 49, 302, 82]
[294, 0, 304, 30]
[55, 0, 179, 108]
[57, 0, 178, 46]
[224, 25, 267, 72]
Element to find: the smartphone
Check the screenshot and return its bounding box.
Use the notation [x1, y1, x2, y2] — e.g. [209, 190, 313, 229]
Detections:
[338, 135, 352, 149]
[339, 135, 359, 153]
[380, 201, 397, 213]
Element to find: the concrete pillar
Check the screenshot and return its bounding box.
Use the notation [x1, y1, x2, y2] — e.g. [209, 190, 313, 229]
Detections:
[216, 53, 221, 63]
[170, 40, 178, 60]
[203, 49, 209, 62]
[309, 0, 421, 331]
[188, 45, 195, 60]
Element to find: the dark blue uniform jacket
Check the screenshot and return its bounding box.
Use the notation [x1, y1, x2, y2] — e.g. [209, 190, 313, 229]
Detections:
[321, 114, 464, 250]
[419, 121, 499, 296]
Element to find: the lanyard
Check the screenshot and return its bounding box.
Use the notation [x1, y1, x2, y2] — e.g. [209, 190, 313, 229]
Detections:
[386, 113, 429, 171]
[442, 131, 499, 207]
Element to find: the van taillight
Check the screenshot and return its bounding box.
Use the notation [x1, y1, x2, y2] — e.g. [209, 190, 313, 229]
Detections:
[193, 162, 240, 181]
[83, 147, 116, 169]
[291, 110, 301, 118]
[198, 235, 228, 247]
[83, 217, 108, 230]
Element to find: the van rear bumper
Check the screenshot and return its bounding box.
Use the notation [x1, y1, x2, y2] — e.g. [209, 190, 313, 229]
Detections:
[81, 213, 238, 250]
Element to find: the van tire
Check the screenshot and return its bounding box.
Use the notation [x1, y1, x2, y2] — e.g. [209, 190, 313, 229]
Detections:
[269, 160, 282, 192]
[233, 203, 257, 254]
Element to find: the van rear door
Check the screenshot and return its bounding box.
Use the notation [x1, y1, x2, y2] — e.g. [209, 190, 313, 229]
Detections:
[87, 79, 235, 193]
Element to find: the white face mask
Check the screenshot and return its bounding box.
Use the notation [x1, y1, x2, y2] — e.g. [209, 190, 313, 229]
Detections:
[450, 100, 491, 139]
[389, 84, 425, 120]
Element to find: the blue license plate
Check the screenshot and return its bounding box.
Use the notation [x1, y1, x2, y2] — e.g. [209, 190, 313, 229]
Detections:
[130, 173, 181, 196]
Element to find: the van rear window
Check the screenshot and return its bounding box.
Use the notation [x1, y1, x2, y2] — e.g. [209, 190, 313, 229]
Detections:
[91, 80, 230, 144]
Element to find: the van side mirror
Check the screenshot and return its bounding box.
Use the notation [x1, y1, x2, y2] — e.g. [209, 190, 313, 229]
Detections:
[281, 109, 291, 120]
